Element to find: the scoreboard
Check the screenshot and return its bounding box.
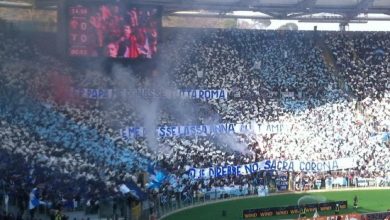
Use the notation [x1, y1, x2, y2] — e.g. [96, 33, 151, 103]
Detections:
[67, 1, 161, 59]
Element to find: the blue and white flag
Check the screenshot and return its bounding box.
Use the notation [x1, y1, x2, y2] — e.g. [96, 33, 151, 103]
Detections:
[119, 181, 147, 201]
[147, 162, 168, 189]
[28, 188, 40, 210]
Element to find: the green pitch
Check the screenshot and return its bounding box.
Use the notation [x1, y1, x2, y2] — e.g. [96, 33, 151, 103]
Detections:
[163, 189, 390, 220]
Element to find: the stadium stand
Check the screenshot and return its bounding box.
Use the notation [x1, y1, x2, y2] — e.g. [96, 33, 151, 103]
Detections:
[0, 26, 389, 219]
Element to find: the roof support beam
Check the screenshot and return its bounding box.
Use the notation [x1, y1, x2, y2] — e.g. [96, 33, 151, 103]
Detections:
[282, 0, 317, 18]
[343, 0, 374, 24]
[169, 12, 390, 22]
[259, 11, 285, 19]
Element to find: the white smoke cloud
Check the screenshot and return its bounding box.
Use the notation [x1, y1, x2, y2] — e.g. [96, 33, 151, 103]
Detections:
[100, 29, 250, 157]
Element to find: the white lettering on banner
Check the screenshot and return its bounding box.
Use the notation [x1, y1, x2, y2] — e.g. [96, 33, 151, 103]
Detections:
[157, 124, 238, 138]
[121, 122, 290, 139]
[265, 123, 284, 134]
[120, 127, 144, 139]
[188, 158, 357, 179]
[72, 88, 228, 100]
[178, 89, 227, 100]
[72, 88, 113, 99]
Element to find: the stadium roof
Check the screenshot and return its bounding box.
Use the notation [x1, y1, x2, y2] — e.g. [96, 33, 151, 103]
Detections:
[155, 0, 390, 23]
[1, 0, 390, 22]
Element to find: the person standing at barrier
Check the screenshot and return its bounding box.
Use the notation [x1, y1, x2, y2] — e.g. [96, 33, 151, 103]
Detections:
[353, 195, 358, 209]
[28, 187, 40, 220]
[54, 208, 64, 220]
[313, 208, 320, 218]
[299, 206, 306, 219]
[335, 203, 340, 215]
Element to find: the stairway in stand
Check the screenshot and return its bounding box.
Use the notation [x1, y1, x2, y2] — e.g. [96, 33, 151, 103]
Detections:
[316, 36, 355, 99]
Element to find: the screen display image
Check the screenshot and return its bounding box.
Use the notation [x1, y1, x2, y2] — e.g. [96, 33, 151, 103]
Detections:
[68, 3, 160, 59]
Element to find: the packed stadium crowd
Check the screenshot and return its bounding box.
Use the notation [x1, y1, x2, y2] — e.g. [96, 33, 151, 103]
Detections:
[325, 31, 390, 100]
[0, 28, 389, 218]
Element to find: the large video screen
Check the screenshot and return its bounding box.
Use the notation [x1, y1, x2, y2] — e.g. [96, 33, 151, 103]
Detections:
[67, 2, 160, 59]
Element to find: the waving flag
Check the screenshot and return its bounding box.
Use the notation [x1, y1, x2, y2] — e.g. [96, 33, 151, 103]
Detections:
[28, 188, 40, 210]
[147, 162, 168, 189]
[119, 181, 147, 201]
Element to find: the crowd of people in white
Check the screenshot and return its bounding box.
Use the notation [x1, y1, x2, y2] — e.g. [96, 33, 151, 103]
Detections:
[0, 27, 389, 217]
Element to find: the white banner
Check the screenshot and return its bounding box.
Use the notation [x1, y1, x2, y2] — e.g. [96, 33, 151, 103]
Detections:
[178, 89, 228, 100]
[187, 158, 357, 179]
[72, 88, 113, 99]
[71, 88, 228, 100]
[120, 122, 290, 139]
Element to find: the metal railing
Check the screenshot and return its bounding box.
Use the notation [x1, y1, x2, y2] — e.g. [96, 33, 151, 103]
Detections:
[1, 178, 389, 220]
[155, 178, 390, 220]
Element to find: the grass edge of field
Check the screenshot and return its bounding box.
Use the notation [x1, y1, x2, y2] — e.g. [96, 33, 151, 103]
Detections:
[160, 187, 390, 220]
